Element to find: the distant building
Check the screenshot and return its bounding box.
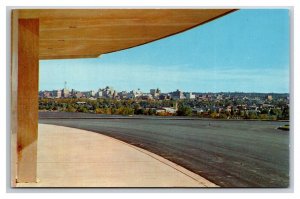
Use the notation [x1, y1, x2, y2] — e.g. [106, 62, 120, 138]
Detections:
[150, 88, 161, 99]
[118, 91, 128, 99]
[62, 88, 70, 98]
[70, 89, 76, 96]
[100, 86, 116, 98]
[52, 90, 62, 98]
[95, 90, 103, 98]
[159, 94, 171, 100]
[171, 89, 185, 100]
[162, 107, 177, 114]
[185, 92, 195, 99]
[128, 89, 143, 99]
[112, 90, 118, 98]
[217, 94, 223, 100]
[76, 101, 86, 105]
[39, 90, 52, 98]
[267, 95, 273, 101]
[74, 92, 84, 98]
[82, 90, 95, 98]
[140, 94, 153, 100]
[154, 107, 176, 114]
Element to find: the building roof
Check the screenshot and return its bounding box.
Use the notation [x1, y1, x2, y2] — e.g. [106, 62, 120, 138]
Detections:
[15, 9, 236, 60]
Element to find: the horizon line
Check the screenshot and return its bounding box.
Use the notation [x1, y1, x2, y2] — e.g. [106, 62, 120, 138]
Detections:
[39, 88, 289, 94]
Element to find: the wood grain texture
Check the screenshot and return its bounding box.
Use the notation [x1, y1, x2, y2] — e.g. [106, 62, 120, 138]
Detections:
[17, 18, 39, 183]
[16, 9, 236, 59]
[11, 10, 18, 187]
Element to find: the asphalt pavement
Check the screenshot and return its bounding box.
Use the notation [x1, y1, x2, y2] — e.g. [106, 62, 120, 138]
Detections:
[39, 112, 290, 187]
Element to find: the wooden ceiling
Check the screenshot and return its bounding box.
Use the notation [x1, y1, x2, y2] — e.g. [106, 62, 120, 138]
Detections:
[16, 9, 236, 60]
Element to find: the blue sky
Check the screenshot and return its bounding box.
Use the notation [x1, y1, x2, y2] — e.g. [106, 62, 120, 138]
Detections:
[39, 9, 290, 93]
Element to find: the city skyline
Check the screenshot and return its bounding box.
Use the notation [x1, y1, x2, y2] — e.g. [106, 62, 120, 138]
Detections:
[39, 9, 290, 93]
[39, 84, 289, 94]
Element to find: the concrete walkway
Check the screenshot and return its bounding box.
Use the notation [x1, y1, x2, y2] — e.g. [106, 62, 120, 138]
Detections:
[17, 124, 217, 187]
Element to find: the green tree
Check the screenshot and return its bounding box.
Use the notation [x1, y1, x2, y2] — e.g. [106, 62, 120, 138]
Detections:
[281, 106, 289, 120]
[249, 112, 257, 119]
[148, 108, 156, 115]
[66, 104, 76, 112]
[177, 106, 192, 116]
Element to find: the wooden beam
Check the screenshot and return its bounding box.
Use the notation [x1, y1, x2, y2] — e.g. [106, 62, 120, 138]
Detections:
[11, 10, 18, 187]
[16, 18, 39, 183]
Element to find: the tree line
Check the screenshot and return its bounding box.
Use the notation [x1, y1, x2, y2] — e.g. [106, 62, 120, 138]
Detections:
[39, 98, 289, 120]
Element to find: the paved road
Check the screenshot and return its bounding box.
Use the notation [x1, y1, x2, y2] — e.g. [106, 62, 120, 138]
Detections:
[39, 112, 289, 187]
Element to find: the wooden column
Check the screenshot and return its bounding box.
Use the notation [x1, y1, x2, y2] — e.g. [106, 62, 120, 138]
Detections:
[11, 10, 18, 187]
[15, 18, 39, 183]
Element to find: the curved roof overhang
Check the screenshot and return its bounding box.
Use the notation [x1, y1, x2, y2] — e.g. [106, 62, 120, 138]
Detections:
[15, 9, 236, 60]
